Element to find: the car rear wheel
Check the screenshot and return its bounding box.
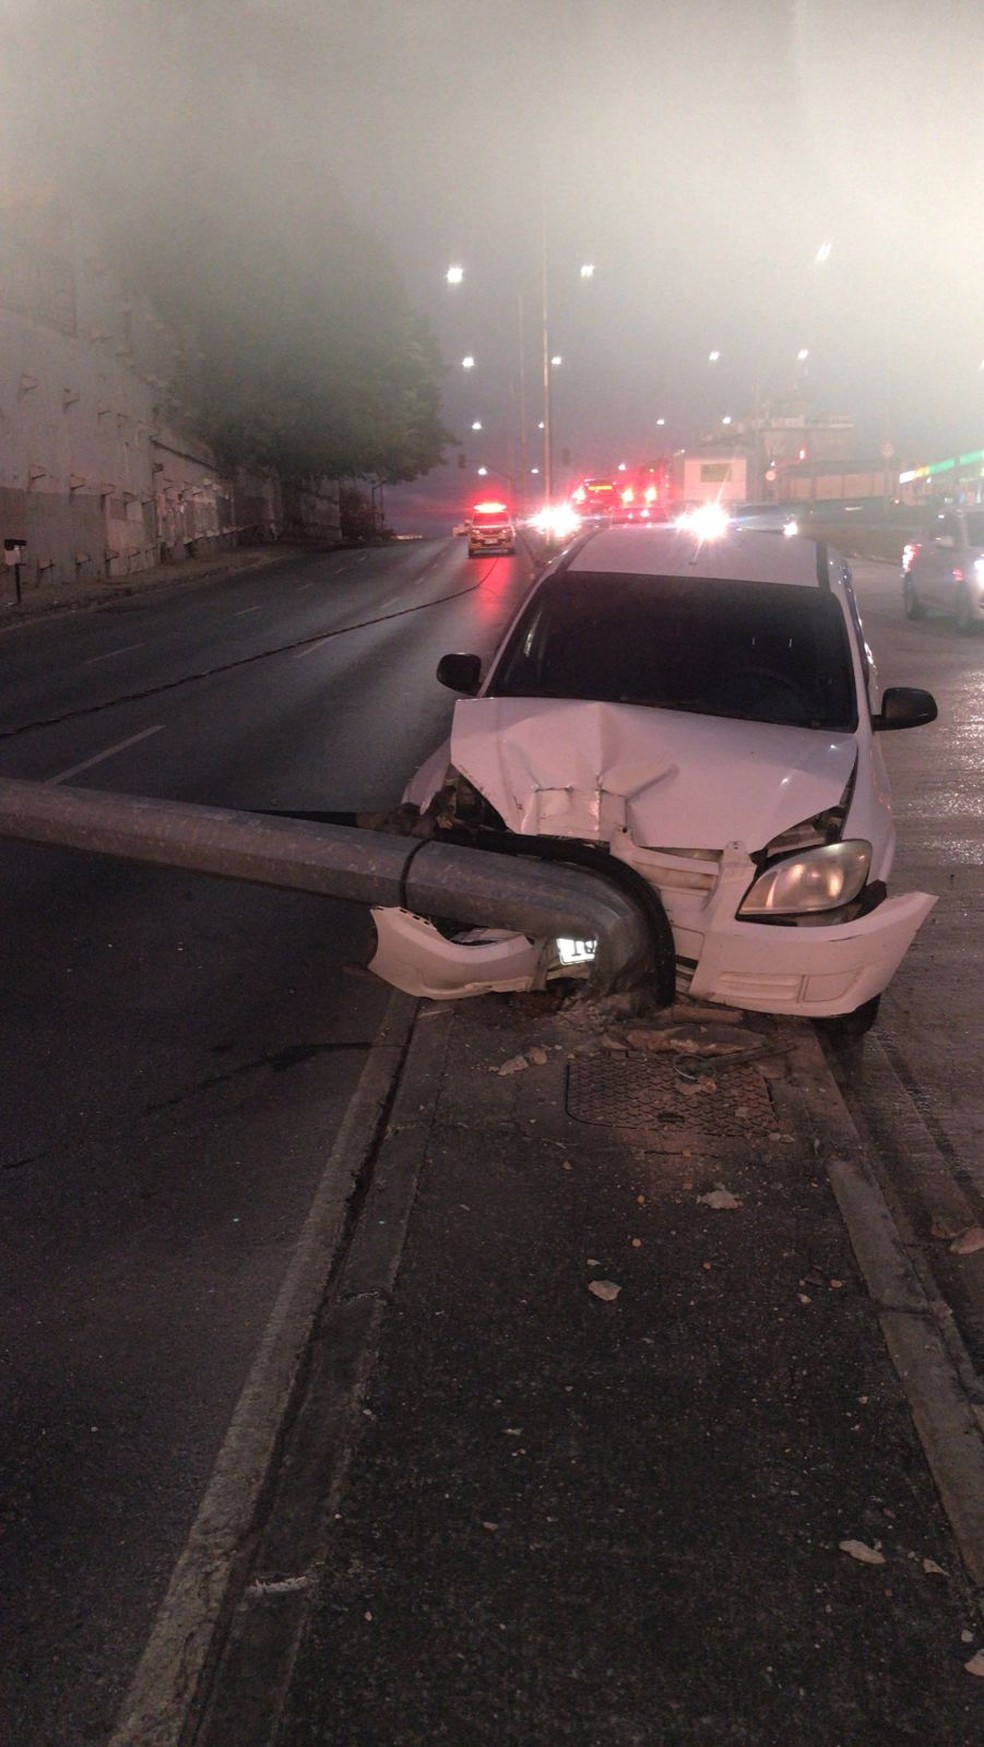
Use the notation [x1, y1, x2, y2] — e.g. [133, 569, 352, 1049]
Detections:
[903, 576, 926, 620]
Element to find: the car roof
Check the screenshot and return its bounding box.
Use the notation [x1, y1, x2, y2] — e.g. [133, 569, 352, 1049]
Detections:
[561, 523, 836, 589]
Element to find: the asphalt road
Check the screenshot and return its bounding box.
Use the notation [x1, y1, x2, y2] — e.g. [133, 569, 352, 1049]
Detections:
[0, 538, 535, 1747]
[4, 542, 984, 1745]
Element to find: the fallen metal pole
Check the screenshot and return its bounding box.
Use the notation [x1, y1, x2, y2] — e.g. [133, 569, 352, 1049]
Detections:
[0, 776, 657, 995]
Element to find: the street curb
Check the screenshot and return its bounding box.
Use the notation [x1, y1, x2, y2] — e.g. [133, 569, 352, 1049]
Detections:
[0, 545, 317, 629]
[106, 989, 419, 1747]
[190, 1004, 455, 1747]
[785, 1027, 984, 1596]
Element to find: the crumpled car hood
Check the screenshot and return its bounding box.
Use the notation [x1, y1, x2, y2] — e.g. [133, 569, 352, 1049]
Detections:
[449, 697, 858, 852]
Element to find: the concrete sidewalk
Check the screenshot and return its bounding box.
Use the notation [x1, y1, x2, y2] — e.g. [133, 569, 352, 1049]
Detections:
[193, 992, 984, 1747]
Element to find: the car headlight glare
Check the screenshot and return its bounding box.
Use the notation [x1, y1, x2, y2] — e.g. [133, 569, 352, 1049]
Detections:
[739, 840, 871, 917]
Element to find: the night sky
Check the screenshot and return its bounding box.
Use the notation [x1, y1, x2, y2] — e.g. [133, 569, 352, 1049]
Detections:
[4, 0, 982, 527]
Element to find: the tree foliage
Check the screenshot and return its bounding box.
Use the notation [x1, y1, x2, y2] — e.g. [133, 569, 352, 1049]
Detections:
[3, 1, 454, 486]
[158, 213, 453, 485]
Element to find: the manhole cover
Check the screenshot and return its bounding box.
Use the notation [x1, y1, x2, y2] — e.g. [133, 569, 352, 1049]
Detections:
[566, 1052, 775, 1146]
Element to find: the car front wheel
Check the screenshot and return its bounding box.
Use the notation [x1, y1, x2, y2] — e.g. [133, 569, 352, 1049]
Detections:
[815, 994, 881, 1040]
[903, 576, 926, 620]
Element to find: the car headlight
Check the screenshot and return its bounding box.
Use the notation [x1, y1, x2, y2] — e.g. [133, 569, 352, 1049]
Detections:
[739, 840, 871, 917]
[974, 557, 984, 587]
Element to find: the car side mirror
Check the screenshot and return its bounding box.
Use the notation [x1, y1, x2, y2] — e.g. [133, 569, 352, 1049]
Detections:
[872, 685, 938, 732]
[436, 652, 482, 695]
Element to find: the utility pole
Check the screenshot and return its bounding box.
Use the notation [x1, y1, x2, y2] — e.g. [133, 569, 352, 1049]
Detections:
[541, 219, 552, 505]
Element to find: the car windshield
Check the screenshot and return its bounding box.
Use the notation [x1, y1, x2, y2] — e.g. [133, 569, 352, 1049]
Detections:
[487, 570, 858, 731]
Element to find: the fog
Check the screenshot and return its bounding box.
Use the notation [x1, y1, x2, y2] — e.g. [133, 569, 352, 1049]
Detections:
[2, 0, 982, 516]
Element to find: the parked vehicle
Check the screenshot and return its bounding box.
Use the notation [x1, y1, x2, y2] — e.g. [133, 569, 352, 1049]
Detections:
[370, 523, 937, 1031]
[902, 506, 984, 633]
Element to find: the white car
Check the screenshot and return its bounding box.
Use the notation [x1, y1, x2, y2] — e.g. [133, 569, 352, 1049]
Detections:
[370, 524, 938, 1031]
[902, 506, 984, 633]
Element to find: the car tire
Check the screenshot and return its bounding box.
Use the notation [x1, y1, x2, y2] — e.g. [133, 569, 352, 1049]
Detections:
[815, 994, 881, 1041]
[954, 583, 979, 636]
[903, 576, 926, 620]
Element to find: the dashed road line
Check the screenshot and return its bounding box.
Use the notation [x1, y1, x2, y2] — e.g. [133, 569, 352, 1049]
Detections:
[44, 724, 165, 784]
[81, 641, 149, 665]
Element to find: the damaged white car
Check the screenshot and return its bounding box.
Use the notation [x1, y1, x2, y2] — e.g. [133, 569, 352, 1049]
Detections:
[369, 523, 938, 1031]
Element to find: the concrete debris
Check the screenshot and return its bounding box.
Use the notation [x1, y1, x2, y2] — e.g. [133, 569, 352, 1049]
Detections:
[624, 1023, 768, 1057]
[838, 1538, 886, 1565]
[588, 1279, 621, 1302]
[697, 1186, 743, 1210]
[931, 1214, 966, 1241]
[528, 1046, 548, 1066]
[949, 1226, 984, 1256]
[964, 1650, 984, 1677]
[921, 1558, 948, 1575]
[495, 1055, 529, 1076]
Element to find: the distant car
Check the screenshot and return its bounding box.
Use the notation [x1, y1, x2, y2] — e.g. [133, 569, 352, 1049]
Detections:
[467, 501, 515, 557]
[370, 522, 938, 1032]
[902, 506, 984, 633]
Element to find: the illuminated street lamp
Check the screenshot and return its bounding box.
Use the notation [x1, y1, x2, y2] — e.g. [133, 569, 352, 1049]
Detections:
[579, 262, 595, 278]
[815, 240, 833, 265]
[708, 350, 721, 363]
[471, 419, 483, 430]
[461, 355, 475, 369]
[446, 264, 464, 285]
[797, 347, 810, 363]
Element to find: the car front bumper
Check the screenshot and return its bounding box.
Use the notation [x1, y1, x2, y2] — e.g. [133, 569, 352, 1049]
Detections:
[369, 883, 937, 1015]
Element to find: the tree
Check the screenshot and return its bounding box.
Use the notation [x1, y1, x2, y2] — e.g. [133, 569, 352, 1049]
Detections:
[2, 1, 454, 485]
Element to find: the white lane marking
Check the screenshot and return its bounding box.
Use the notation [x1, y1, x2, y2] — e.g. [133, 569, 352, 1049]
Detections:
[108, 989, 419, 1747]
[45, 724, 165, 785]
[81, 641, 149, 666]
[293, 634, 336, 660]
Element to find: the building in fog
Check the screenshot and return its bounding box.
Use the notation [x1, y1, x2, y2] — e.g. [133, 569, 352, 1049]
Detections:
[0, 187, 338, 596]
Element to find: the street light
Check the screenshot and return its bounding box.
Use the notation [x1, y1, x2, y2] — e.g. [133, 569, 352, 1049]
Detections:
[462, 355, 475, 369]
[446, 264, 464, 285]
